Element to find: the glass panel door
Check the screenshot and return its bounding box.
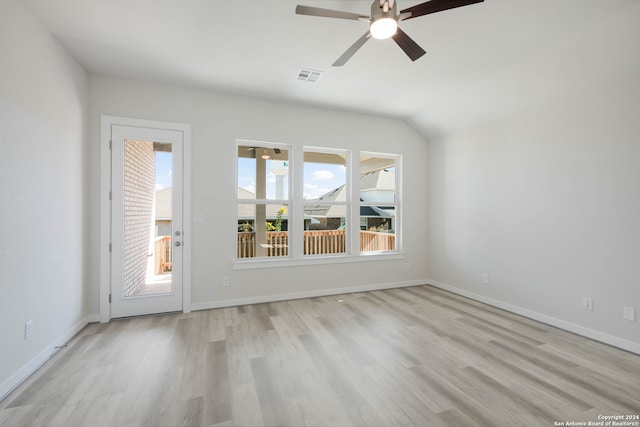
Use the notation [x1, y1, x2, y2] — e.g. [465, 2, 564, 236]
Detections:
[111, 125, 183, 318]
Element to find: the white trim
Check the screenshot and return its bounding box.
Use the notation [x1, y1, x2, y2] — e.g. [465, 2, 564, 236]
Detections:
[99, 118, 111, 323]
[291, 144, 304, 259]
[394, 154, 403, 253]
[349, 150, 359, 255]
[182, 126, 192, 313]
[233, 252, 404, 270]
[100, 115, 192, 321]
[427, 279, 640, 355]
[0, 316, 92, 402]
[190, 279, 427, 311]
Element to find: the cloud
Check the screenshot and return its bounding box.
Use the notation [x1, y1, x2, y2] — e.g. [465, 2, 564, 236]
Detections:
[238, 176, 255, 189]
[304, 184, 332, 199]
[312, 169, 334, 181]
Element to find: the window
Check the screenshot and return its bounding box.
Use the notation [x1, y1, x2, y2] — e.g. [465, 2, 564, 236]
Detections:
[360, 153, 400, 253]
[303, 149, 349, 256]
[236, 141, 401, 263]
[237, 144, 290, 258]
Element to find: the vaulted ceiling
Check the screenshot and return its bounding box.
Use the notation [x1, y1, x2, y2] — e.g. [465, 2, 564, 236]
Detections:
[25, 0, 640, 139]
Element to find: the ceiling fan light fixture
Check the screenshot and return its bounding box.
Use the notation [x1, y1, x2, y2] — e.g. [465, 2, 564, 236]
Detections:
[296, 0, 484, 65]
[369, 16, 397, 39]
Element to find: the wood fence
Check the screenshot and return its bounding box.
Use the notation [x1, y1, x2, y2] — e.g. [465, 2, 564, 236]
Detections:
[154, 236, 172, 273]
[237, 230, 395, 258]
[359, 230, 396, 253]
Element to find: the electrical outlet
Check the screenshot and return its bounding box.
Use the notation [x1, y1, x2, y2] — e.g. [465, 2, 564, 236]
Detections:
[624, 306, 636, 322]
[222, 276, 230, 287]
[583, 297, 593, 311]
[404, 262, 411, 271]
[481, 273, 490, 284]
[25, 320, 34, 340]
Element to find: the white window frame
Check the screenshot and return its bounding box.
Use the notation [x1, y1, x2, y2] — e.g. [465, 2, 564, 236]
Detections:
[303, 147, 351, 257]
[359, 152, 402, 255]
[236, 140, 293, 259]
[234, 140, 403, 270]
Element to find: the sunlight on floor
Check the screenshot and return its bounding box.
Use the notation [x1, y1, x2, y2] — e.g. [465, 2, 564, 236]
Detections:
[137, 273, 172, 296]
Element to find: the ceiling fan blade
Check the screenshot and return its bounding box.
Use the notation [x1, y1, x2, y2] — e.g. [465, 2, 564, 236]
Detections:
[391, 28, 426, 61]
[400, 0, 483, 20]
[332, 32, 372, 66]
[296, 5, 368, 21]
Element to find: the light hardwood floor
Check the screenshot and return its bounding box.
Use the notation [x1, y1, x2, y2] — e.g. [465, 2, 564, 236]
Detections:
[1, 285, 639, 426]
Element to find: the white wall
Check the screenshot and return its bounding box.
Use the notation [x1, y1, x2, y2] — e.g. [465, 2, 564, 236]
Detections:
[0, 0, 89, 398]
[427, 73, 640, 351]
[88, 75, 429, 315]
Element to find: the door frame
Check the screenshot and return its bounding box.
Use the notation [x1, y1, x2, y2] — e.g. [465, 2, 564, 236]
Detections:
[100, 115, 192, 322]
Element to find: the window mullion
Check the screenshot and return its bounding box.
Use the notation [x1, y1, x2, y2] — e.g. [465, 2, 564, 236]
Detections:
[349, 150, 360, 256]
[255, 152, 268, 257]
[395, 154, 402, 253]
[291, 146, 304, 259]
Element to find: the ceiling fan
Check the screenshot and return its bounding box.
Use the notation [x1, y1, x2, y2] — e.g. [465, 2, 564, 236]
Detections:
[295, 0, 484, 66]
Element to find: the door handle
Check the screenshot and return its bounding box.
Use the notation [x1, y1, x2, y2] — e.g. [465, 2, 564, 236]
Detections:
[175, 241, 181, 247]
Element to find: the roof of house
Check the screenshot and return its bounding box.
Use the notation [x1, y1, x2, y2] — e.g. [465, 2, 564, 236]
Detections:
[155, 187, 172, 220]
[237, 187, 288, 221]
[305, 169, 396, 219]
[360, 169, 396, 192]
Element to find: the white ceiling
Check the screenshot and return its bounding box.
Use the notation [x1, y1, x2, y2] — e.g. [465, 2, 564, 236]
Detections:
[25, 0, 640, 138]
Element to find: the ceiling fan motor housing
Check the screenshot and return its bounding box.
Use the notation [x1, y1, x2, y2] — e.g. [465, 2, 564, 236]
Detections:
[371, 0, 397, 21]
[370, 0, 398, 39]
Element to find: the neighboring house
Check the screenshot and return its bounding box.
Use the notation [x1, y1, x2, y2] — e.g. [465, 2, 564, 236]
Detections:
[237, 169, 395, 232]
[155, 187, 172, 237]
[305, 169, 396, 231]
[360, 168, 396, 203]
[237, 187, 289, 231]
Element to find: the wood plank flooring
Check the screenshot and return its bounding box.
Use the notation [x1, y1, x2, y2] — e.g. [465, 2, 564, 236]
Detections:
[1, 285, 639, 426]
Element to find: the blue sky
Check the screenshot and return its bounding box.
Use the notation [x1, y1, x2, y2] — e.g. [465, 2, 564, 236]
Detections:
[155, 151, 172, 189]
[155, 151, 347, 199]
[238, 158, 345, 200]
[303, 162, 345, 199]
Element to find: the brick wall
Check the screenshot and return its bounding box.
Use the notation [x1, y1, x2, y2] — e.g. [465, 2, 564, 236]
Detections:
[123, 140, 155, 297]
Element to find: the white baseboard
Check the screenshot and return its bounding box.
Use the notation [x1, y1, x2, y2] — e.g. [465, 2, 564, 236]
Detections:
[0, 315, 92, 402]
[427, 279, 640, 355]
[190, 279, 428, 312]
[85, 314, 100, 323]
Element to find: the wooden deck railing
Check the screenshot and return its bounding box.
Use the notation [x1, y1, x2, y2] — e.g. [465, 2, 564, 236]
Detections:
[266, 232, 288, 257]
[359, 230, 395, 253]
[237, 230, 395, 258]
[154, 236, 172, 273]
[237, 232, 256, 258]
[305, 230, 346, 255]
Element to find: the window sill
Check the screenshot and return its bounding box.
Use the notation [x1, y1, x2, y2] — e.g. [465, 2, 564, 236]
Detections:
[232, 252, 404, 270]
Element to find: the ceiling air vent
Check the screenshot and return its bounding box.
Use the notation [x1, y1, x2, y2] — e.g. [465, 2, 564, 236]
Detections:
[297, 69, 323, 83]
